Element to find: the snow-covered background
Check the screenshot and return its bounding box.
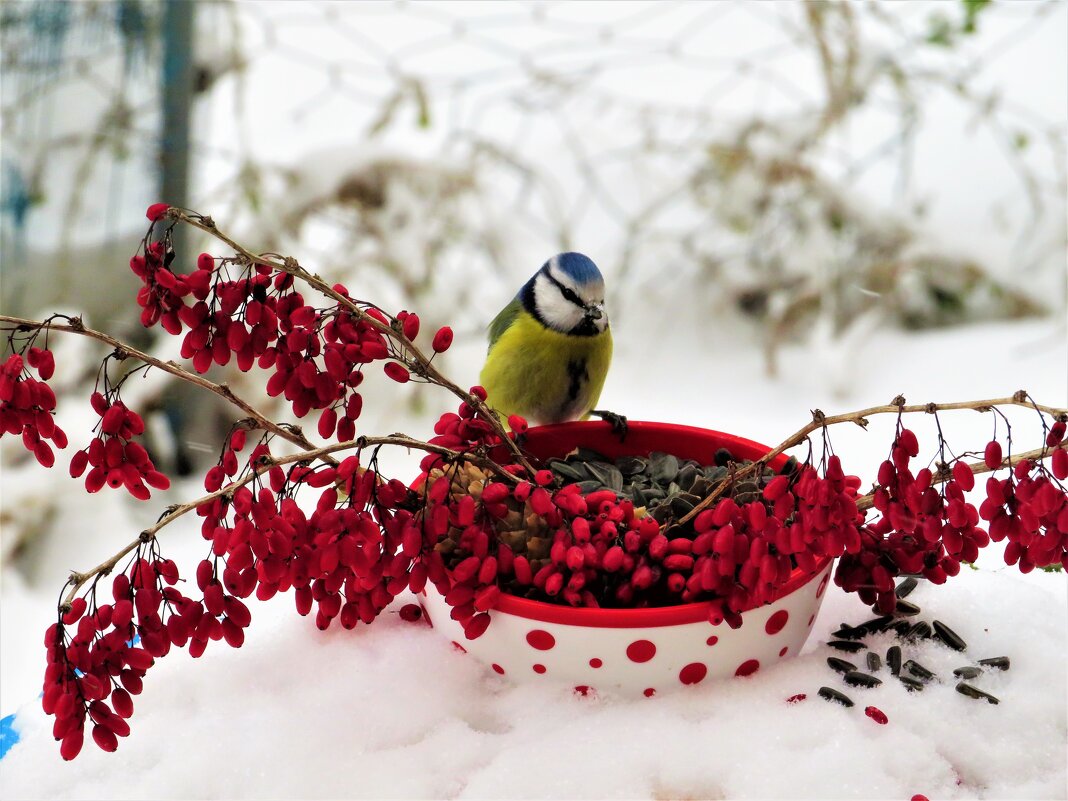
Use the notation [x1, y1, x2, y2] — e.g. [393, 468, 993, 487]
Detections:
[1, 2, 1066, 799]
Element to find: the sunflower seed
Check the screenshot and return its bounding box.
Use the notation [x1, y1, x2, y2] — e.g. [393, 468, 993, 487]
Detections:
[867, 652, 882, 672]
[670, 496, 695, 517]
[677, 465, 701, 492]
[978, 656, 1010, 671]
[895, 599, 922, 616]
[574, 447, 608, 463]
[844, 671, 883, 688]
[932, 620, 967, 652]
[615, 456, 647, 476]
[859, 615, 895, 634]
[585, 461, 624, 493]
[779, 456, 800, 475]
[650, 452, 680, 484]
[547, 459, 588, 482]
[818, 686, 854, 707]
[953, 666, 981, 679]
[890, 620, 912, 637]
[702, 465, 729, 483]
[898, 676, 925, 692]
[886, 645, 902, 676]
[907, 621, 932, 640]
[833, 624, 867, 640]
[894, 576, 919, 599]
[827, 657, 856, 674]
[903, 660, 935, 681]
[956, 682, 999, 704]
[575, 480, 602, 495]
[827, 640, 867, 653]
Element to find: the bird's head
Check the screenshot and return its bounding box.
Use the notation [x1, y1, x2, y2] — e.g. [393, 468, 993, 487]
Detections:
[521, 252, 608, 336]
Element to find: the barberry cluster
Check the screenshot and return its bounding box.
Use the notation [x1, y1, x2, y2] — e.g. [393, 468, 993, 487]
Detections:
[0, 349, 66, 467]
[68, 391, 170, 499]
[424, 452, 865, 630]
[837, 421, 1068, 613]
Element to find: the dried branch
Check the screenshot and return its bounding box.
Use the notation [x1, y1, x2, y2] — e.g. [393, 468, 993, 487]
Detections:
[673, 393, 1068, 530]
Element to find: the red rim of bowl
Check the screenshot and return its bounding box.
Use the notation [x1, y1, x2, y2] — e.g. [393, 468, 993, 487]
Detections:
[433, 421, 834, 628]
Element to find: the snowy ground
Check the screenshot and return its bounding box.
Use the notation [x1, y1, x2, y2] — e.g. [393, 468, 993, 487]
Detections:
[1, 315, 1065, 799]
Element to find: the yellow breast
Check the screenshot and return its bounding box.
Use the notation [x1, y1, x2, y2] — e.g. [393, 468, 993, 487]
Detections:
[480, 310, 613, 426]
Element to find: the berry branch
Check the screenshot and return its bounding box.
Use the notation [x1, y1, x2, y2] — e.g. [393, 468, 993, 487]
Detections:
[674, 393, 1068, 531]
[0, 313, 320, 456]
[168, 208, 537, 476]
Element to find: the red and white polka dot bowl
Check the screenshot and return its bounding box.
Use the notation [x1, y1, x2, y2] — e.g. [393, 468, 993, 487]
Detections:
[421, 422, 834, 697]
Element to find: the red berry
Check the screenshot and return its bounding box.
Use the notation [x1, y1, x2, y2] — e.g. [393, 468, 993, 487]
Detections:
[432, 326, 454, 353]
[145, 203, 170, 221]
[864, 705, 888, 724]
[383, 362, 410, 383]
[984, 440, 1003, 470]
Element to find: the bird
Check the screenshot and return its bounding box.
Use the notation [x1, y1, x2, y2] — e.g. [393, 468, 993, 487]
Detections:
[480, 252, 624, 432]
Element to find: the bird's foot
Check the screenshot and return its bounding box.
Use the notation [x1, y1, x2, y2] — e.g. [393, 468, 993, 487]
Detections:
[590, 409, 629, 440]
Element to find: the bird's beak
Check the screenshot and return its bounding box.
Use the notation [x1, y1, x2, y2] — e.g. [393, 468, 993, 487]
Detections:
[584, 304, 604, 321]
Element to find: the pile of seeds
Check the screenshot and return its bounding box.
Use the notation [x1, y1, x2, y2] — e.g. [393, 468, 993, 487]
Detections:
[817, 576, 1010, 708]
[546, 447, 796, 527]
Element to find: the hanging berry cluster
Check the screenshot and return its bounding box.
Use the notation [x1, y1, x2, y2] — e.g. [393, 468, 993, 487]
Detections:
[1, 204, 1065, 763]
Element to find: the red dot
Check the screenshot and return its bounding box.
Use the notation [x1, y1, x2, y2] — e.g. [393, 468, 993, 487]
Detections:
[643, 688, 656, 697]
[816, 573, 830, 598]
[491, 663, 505, 674]
[706, 635, 719, 646]
[779, 646, 789, 657]
[532, 663, 546, 674]
[451, 641, 467, 653]
[526, 629, 556, 650]
[574, 685, 592, 697]
[589, 657, 603, 668]
[765, 609, 789, 635]
[735, 659, 760, 677]
[679, 662, 708, 685]
[807, 614, 815, 627]
[626, 639, 656, 663]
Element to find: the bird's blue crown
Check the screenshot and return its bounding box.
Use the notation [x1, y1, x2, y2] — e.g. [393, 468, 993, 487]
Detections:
[548, 252, 602, 286]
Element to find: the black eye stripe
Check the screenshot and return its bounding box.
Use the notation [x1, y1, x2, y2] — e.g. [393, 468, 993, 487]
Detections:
[544, 271, 585, 308]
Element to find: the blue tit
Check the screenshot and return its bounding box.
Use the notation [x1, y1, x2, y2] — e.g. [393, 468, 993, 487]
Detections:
[480, 252, 613, 427]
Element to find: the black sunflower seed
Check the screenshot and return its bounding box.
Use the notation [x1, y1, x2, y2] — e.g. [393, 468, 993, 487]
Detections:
[867, 652, 882, 672]
[676, 464, 701, 492]
[956, 682, 999, 704]
[827, 640, 867, 653]
[953, 666, 981, 679]
[573, 447, 608, 463]
[898, 676, 925, 692]
[978, 656, 1010, 671]
[575, 480, 602, 495]
[713, 448, 734, 467]
[907, 621, 932, 640]
[894, 599, 922, 616]
[859, 616, 894, 634]
[670, 496, 695, 517]
[903, 660, 935, 681]
[894, 576, 919, 598]
[932, 620, 967, 652]
[886, 645, 902, 676]
[818, 686, 854, 707]
[844, 671, 882, 688]
[833, 624, 867, 641]
[650, 452, 680, 484]
[890, 620, 912, 637]
[827, 657, 856, 674]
